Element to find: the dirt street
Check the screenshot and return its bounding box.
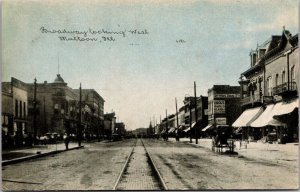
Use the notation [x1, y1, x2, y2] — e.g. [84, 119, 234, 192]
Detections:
[2, 140, 135, 191]
[2, 138, 298, 190]
[144, 139, 299, 190]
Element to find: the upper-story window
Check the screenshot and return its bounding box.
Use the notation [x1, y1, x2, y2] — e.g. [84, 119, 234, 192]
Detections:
[275, 74, 279, 87]
[282, 71, 286, 84]
[291, 66, 295, 82]
[23, 102, 26, 118]
[19, 100, 22, 118]
[15, 99, 18, 118]
[267, 76, 272, 96]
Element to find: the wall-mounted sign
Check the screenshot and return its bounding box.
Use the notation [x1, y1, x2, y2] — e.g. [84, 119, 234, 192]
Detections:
[263, 96, 274, 103]
[215, 117, 227, 125]
[213, 100, 225, 114]
[214, 94, 240, 99]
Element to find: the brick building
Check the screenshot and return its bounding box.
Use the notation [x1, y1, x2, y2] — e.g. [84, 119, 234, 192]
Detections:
[205, 85, 241, 135]
[2, 77, 29, 148]
[234, 28, 298, 142]
[183, 96, 208, 138]
[73, 89, 105, 140]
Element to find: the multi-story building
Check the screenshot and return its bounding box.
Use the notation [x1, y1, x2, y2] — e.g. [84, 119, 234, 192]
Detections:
[73, 89, 105, 140]
[235, 28, 298, 142]
[206, 85, 241, 134]
[2, 77, 29, 148]
[104, 112, 116, 138]
[26, 74, 79, 137]
[183, 96, 208, 137]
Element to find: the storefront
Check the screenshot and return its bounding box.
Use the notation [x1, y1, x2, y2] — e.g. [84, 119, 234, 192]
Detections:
[232, 107, 264, 140]
[250, 98, 298, 143]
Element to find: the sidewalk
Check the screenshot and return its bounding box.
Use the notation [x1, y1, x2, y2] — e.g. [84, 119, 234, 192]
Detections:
[2, 142, 84, 166]
[168, 138, 299, 168]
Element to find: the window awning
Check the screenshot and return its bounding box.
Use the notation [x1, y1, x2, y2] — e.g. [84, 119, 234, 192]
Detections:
[168, 127, 176, 133]
[160, 130, 166, 134]
[250, 104, 283, 127]
[234, 127, 243, 134]
[232, 107, 264, 127]
[202, 124, 213, 132]
[191, 122, 196, 128]
[183, 127, 190, 132]
[273, 98, 298, 116]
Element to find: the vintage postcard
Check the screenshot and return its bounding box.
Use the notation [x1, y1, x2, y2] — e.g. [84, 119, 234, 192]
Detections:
[1, 0, 299, 190]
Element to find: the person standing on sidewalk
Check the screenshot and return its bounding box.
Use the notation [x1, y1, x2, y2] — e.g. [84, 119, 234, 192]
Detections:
[63, 134, 70, 150]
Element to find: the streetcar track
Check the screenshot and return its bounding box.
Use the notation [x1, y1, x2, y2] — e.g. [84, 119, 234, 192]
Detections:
[113, 139, 167, 190]
[2, 179, 43, 185]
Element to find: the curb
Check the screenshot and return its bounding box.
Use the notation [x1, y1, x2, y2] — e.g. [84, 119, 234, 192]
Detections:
[2, 146, 84, 166]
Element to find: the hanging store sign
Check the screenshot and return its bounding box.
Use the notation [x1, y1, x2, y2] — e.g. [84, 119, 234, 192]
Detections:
[215, 117, 227, 125]
[213, 100, 225, 114]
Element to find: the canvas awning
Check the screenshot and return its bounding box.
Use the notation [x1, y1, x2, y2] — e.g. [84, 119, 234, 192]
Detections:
[234, 127, 243, 134]
[183, 127, 190, 132]
[232, 107, 264, 127]
[251, 104, 282, 127]
[160, 130, 166, 134]
[202, 124, 213, 132]
[273, 98, 298, 117]
[168, 127, 176, 133]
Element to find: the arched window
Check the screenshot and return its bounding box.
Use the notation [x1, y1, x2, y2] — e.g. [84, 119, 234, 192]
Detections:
[282, 71, 286, 84]
[291, 66, 295, 82]
[275, 74, 279, 87]
[267, 76, 272, 96]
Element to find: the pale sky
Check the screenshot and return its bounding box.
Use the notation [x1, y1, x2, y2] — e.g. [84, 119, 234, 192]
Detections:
[2, 0, 298, 130]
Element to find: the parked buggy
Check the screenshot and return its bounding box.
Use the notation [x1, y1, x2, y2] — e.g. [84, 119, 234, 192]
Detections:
[212, 125, 235, 153]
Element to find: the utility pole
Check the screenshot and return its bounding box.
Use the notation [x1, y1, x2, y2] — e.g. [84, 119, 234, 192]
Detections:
[175, 97, 179, 142]
[98, 100, 100, 141]
[78, 83, 82, 146]
[189, 97, 192, 143]
[33, 78, 37, 144]
[160, 115, 162, 138]
[194, 81, 198, 144]
[43, 96, 46, 133]
[166, 109, 168, 141]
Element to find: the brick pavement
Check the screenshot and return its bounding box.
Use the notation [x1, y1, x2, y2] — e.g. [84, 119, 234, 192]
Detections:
[116, 139, 162, 190]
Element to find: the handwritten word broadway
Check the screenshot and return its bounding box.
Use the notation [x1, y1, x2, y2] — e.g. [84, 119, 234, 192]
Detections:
[40, 27, 149, 38]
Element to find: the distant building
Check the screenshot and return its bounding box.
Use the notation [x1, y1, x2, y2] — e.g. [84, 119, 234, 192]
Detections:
[183, 96, 208, 137]
[73, 89, 105, 140]
[104, 112, 116, 138]
[206, 85, 241, 133]
[115, 122, 126, 136]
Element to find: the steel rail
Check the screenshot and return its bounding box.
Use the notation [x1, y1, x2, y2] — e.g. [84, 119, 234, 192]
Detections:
[141, 139, 168, 190]
[112, 139, 137, 190]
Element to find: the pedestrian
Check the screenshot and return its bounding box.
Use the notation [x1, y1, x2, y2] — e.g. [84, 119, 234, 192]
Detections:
[64, 134, 70, 150]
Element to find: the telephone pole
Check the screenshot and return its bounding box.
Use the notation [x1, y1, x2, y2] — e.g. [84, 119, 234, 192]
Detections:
[194, 81, 198, 144]
[78, 83, 82, 146]
[166, 109, 168, 141]
[175, 97, 179, 142]
[33, 78, 37, 144]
